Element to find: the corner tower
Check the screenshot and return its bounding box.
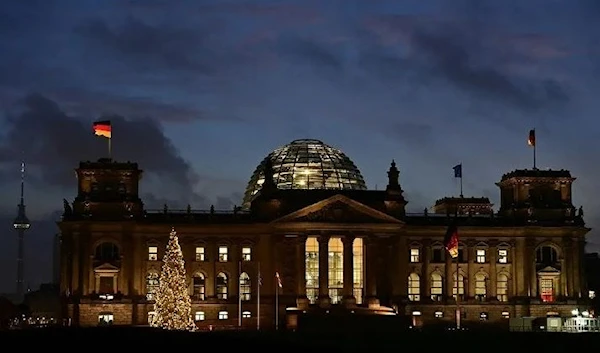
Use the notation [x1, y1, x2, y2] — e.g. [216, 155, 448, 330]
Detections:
[67, 158, 144, 219]
[496, 169, 577, 222]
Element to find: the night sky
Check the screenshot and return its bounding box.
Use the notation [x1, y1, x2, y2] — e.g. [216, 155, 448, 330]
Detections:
[1, 0, 599, 293]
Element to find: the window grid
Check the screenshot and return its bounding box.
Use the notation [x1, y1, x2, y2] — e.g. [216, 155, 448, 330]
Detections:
[430, 273, 443, 301]
[218, 246, 229, 262]
[408, 273, 420, 301]
[475, 274, 487, 301]
[242, 247, 252, 261]
[194, 311, 205, 321]
[498, 249, 508, 263]
[148, 246, 158, 261]
[192, 274, 205, 300]
[195, 247, 205, 262]
[305, 237, 319, 304]
[145, 272, 159, 301]
[216, 272, 228, 300]
[452, 274, 465, 300]
[410, 248, 420, 263]
[497, 274, 509, 302]
[218, 311, 228, 320]
[353, 238, 364, 304]
[328, 238, 343, 304]
[240, 272, 251, 301]
[476, 249, 486, 263]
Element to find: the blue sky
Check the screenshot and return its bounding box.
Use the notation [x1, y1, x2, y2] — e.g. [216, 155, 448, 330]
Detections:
[1, 0, 600, 292]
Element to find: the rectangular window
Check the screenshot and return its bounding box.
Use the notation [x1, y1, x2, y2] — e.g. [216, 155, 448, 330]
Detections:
[148, 246, 158, 261]
[218, 246, 228, 262]
[410, 248, 420, 263]
[501, 311, 510, 319]
[476, 249, 486, 263]
[195, 247, 205, 262]
[242, 311, 251, 318]
[540, 278, 554, 302]
[305, 237, 319, 304]
[432, 248, 444, 263]
[194, 311, 205, 321]
[242, 247, 252, 261]
[434, 311, 443, 318]
[218, 311, 228, 320]
[498, 249, 508, 263]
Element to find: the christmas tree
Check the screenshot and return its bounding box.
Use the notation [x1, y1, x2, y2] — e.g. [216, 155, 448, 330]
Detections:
[151, 227, 197, 331]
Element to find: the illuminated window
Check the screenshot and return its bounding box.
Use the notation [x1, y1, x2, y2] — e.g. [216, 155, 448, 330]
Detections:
[240, 272, 251, 301]
[452, 273, 465, 300]
[497, 274, 509, 302]
[242, 247, 252, 261]
[434, 311, 443, 318]
[242, 311, 251, 318]
[410, 248, 420, 263]
[98, 313, 114, 326]
[328, 237, 343, 304]
[305, 237, 319, 304]
[480, 312, 488, 321]
[498, 249, 508, 263]
[145, 272, 159, 301]
[540, 278, 554, 302]
[148, 246, 158, 261]
[430, 273, 443, 301]
[501, 311, 510, 319]
[218, 311, 228, 320]
[408, 273, 420, 301]
[476, 249, 486, 263]
[147, 311, 155, 324]
[194, 311, 205, 321]
[192, 273, 205, 300]
[353, 238, 364, 304]
[590, 290, 596, 300]
[216, 272, 228, 300]
[475, 273, 487, 301]
[195, 247, 205, 261]
[218, 246, 229, 262]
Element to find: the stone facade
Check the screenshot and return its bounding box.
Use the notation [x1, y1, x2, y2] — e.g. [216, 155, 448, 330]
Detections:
[58, 158, 590, 329]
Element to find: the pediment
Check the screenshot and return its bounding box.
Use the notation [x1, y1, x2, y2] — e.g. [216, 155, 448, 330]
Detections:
[94, 262, 120, 273]
[271, 194, 403, 224]
[537, 265, 560, 274]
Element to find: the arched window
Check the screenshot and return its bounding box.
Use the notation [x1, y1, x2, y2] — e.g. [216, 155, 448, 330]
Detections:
[305, 237, 319, 304]
[146, 272, 159, 301]
[240, 272, 251, 301]
[94, 242, 120, 262]
[328, 237, 343, 304]
[192, 273, 205, 300]
[216, 272, 228, 300]
[475, 273, 487, 301]
[536, 246, 558, 266]
[430, 273, 443, 301]
[408, 273, 420, 301]
[497, 274, 509, 302]
[453, 273, 465, 300]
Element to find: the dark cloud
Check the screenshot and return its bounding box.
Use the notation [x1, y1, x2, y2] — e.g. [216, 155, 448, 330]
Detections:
[277, 37, 343, 72]
[0, 94, 202, 205]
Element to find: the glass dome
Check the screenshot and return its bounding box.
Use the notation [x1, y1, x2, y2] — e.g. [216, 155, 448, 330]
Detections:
[243, 139, 367, 207]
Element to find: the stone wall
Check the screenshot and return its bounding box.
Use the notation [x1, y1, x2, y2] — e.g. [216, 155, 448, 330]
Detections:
[78, 303, 133, 326]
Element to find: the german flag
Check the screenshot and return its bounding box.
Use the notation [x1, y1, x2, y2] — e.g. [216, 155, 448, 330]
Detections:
[527, 129, 535, 147]
[444, 222, 459, 259]
[93, 120, 112, 139]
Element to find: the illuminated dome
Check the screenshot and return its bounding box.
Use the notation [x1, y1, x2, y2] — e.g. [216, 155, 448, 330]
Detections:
[243, 139, 367, 207]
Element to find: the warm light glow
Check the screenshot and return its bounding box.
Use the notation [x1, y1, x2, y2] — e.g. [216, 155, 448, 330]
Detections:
[328, 237, 343, 304]
[151, 228, 196, 331]
[353, 238, 363, 304]
[305, 237, 319, 304]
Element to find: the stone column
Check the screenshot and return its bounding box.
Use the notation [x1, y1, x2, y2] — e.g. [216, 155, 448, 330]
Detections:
[511, 240, 519, 296]
[112, 275, 118, 293]
[467, 242, 474, 300]
[525, 238, 536, 297]
[365, 237, 379, 307]
[318, 235, 330, 307]
[489, 242, 497, 299]
[422, 240, 430, 300]
[560, 257, 567, 297]
[342, 235, 355, 306]
[395, 236, 408, 301]
[88, 255, 95, 295]
[296, 235, 308, 309]
[95, 274, 100, 293]
[563, 237, 573, 298]
[572, 237, 582, 297]
[445, 250, 453, 299]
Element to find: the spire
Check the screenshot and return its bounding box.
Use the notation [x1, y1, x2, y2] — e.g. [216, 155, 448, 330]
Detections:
[386, 159, 400, 191]
[14, 159, 30, 298]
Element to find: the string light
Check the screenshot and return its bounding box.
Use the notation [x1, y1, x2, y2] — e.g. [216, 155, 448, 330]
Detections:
[151, 227, 196, 331]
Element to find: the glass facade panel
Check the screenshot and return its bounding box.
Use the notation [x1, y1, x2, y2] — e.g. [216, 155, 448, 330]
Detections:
[305, 237, 319, 304]
[353, 238, 364, 304]
[243, 139, 367, 207]
[328, 237, 343, 304]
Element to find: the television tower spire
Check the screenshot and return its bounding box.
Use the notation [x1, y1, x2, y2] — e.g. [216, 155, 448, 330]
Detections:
[13, 160, 30, 297]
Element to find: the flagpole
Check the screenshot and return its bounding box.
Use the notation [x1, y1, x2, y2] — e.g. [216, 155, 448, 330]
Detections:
[257, 262, 261, 331]
[108, 137, 112, 159]
[275, 274, 279, 330]
[533, 129, 536, 170]
[459, 171, 463, 198]
[456, 254, 461, 329]
[238, 261, 242, 328]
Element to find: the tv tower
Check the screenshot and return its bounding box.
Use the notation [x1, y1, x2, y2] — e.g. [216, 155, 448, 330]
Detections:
[13, 161, 30, 297]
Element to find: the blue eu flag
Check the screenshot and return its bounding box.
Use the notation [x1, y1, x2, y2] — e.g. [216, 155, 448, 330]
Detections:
[453, 164, 462, 178]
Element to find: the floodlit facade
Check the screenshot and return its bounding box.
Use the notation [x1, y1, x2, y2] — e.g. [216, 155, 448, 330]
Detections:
[58, 140, 590, 329]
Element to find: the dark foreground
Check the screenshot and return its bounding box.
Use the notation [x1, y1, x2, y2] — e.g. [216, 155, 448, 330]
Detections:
[1, 326, 599, 351]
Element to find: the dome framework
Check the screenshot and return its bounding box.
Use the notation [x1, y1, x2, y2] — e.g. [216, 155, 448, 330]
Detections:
[243, 139, 367, 207]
